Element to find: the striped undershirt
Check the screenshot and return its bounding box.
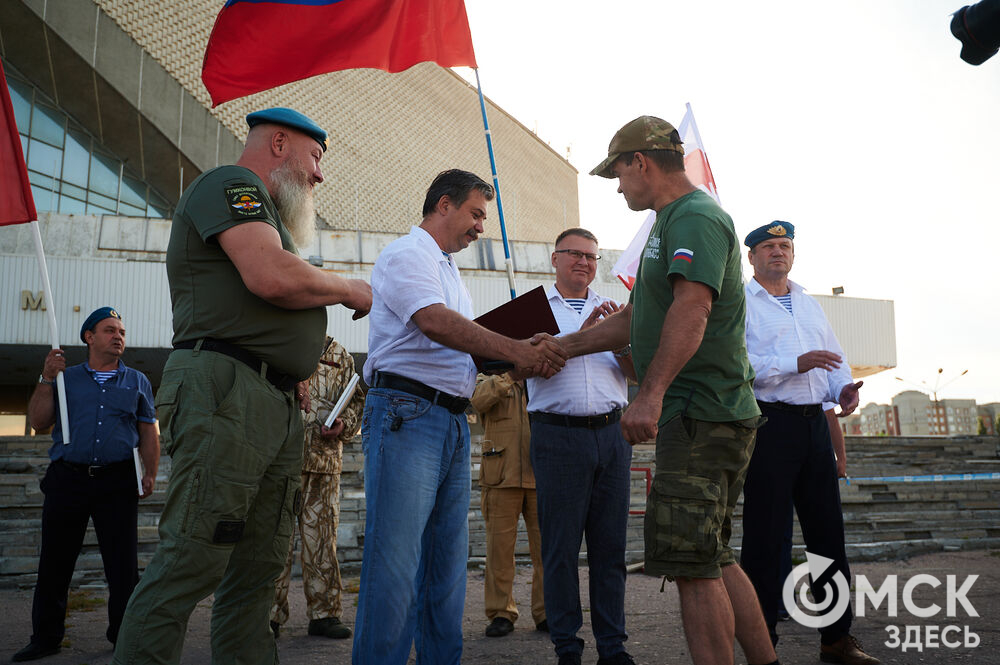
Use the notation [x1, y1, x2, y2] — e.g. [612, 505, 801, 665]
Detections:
[775, 293, 793, 314]
[93, 370, 117, 385]
[564, 298, 586, 314]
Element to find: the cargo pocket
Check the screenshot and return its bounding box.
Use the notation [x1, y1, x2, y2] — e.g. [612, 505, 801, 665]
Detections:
[480, 445, 505, 486]
[154, 379, 181, 456]
[274, 476, 299, 561]
[644, 472, 723, 565]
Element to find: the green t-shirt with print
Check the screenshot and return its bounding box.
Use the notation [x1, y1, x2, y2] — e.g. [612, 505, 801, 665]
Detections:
[629, 189, 758, 424]
[167, 165, 326, 381]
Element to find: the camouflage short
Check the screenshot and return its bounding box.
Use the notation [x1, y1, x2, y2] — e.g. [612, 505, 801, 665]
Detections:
[644, 415, 760, 580]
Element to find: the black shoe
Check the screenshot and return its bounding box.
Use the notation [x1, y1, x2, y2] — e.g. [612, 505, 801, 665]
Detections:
[485, 616, 514, 637]
[12, 642, 60, 662]
[557, 653, 582, 665]
[270, 621, 281, 639]
[535, 619, 549, 632]
[597, 651, 636, 665]
[308, 617, 352, 639]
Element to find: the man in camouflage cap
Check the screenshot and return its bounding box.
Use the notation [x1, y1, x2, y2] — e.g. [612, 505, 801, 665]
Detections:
[540, 115, 779, 665]
[271, 337, 364, 640]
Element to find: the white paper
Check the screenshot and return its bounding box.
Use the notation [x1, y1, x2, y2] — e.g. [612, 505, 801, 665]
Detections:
[324, 374, 360, 428]
[133, 447, 143, 496]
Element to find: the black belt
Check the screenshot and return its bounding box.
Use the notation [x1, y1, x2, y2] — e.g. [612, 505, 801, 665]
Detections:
[173, 339, 298, 392]
[529, 408, 622, 429]
[56, 458, 132, 477]
[757, 400, 824, 418]
[374, 372, 470, 414]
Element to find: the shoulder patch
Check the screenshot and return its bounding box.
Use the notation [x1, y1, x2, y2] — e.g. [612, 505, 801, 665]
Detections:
[225, 184, 265, 219]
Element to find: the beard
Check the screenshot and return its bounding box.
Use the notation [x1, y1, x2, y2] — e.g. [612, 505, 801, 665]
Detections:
[271, 159, 317, 249]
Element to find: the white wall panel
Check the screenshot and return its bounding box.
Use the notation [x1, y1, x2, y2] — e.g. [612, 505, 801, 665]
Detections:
[3, 254, 893, 372]
[1, 255, 172, 348]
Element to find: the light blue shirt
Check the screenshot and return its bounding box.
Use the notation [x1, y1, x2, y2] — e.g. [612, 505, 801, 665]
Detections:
[745, 277, 853, 405]
[527, 285, 628, 416]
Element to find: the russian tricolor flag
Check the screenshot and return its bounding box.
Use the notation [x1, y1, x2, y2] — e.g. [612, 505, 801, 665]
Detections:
[672, 248, 694, 263]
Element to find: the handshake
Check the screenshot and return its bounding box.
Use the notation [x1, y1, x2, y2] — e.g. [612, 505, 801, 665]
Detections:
[504, 333, 567, 380]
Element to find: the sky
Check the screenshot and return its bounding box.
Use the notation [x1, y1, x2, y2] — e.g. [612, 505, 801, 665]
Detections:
[457, 0, 1000, 409]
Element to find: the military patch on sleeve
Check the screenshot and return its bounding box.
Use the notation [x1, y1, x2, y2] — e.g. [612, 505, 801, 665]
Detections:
[225, 184, 265, 219]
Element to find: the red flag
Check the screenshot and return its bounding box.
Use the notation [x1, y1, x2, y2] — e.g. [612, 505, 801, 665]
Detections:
[612, 104, 719, 289]
[202, 0, 478, 107]
[0, 60, 37, 226]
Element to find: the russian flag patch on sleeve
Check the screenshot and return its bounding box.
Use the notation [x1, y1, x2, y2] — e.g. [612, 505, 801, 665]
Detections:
[672, 248, 694, 263]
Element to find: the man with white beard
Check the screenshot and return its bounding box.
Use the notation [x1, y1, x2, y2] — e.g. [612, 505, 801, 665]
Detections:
[113, 108, 371, 665]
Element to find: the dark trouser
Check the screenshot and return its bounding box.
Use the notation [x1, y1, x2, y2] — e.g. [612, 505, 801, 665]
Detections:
[740, 405, 853, 646]
[31, 459, 138, 647]
[530, 419, 631, 660]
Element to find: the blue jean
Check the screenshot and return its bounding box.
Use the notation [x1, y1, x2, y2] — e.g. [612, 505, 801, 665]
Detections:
[530, 420, 631, 659]
[352, 388, 471, 665]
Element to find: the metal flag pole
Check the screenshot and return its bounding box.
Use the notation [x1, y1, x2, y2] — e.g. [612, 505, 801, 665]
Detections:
[474, 68, 516, 299]
[29, 220, 71, 443]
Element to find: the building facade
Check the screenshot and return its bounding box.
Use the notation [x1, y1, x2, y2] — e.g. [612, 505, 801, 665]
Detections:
[0, 0, 897, 435]
[860, 402, 898, 436]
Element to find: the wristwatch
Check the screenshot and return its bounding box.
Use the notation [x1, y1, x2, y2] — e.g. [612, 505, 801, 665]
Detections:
[38, 374, 54, 385]
[613, 344, 632, 358]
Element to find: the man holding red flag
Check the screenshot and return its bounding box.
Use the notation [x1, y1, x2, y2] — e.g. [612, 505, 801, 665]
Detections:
[112, 107, 371, 665]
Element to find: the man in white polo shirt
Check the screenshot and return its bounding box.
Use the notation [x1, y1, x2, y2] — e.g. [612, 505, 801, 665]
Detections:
[353, 169, 568, 665]
[527, 228, 636, 665]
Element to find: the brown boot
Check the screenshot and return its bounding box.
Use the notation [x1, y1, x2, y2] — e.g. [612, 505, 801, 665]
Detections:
[820, 635, 880, 665]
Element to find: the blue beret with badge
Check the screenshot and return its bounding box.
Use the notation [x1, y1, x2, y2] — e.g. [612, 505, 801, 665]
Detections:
[246, 107, 328, 152]
[80, 306, 122, 342]
[744, 221, 795, 249]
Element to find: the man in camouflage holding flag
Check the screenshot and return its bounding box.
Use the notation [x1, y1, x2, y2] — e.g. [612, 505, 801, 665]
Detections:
[270, 336, 364, 640]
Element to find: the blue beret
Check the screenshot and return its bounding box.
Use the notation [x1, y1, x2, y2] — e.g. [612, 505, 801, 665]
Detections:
[745, 221, 795, 249]
[80, 307, 122, 342]
[246, 107, 327, 152]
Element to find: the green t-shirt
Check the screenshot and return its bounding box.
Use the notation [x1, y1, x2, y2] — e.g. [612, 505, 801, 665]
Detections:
[167, 165, 327, 381]
[629, 189, 759, 424]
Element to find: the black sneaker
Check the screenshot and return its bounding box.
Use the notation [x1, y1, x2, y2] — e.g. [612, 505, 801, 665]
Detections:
[12, 642, 61, 662]
[597, 651, 636, 665]
[485, 616, 515, 637]
[536, 619, 549, 632]
[557, 653, 582, 665]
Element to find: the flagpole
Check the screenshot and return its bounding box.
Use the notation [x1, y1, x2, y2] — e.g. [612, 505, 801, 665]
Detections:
[29, 220, 71, 444]
[473, 69, 516, 299]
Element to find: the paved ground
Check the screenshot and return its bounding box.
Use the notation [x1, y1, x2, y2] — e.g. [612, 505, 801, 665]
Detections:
[3, 550, 997, 664]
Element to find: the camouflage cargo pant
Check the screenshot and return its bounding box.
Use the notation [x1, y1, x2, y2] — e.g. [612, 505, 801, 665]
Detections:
[644, 415, 760, 580]
[271, 470, 344, 623]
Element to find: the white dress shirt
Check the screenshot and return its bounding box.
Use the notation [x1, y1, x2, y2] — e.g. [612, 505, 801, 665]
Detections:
[526, 285, 628, 416]
[363, 226, 477, 398]
[744, 277, 853, 406]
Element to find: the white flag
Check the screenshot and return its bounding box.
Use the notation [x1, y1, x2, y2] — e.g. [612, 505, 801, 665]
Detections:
[612, 103, 719, 289]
